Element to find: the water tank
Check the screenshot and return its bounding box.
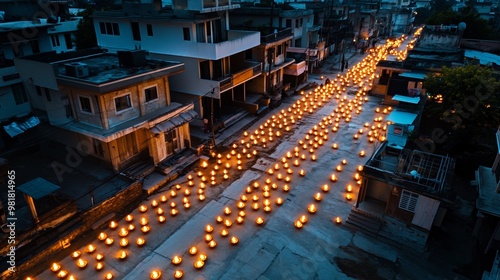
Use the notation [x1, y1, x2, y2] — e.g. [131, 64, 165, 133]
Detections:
[65, 62, 89, 78]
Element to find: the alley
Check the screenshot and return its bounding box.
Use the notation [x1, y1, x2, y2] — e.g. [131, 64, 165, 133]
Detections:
[34, 33, 468, 280]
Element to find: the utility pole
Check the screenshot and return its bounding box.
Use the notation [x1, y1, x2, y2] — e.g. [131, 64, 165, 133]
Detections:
[210, 88, 216, 149]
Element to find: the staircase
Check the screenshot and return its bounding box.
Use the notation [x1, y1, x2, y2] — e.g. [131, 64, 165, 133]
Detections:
[121, 158, 155, 180]
[346, 208, 384, 235]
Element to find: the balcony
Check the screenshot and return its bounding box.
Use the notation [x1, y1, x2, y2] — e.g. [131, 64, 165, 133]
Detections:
[284, 60, 306, 76]
[47, 17, 81, 34]
[218, 61, 262, 92]
[260, 28, 293, 44]
[0, 63, 21, 87]
[175, 30, 260, 60]
[180, 0, 240, 13]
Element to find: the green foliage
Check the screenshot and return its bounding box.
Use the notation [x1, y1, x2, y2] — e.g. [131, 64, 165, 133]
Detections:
[424, 64, 500, 130]
[74, 7, 97, 50]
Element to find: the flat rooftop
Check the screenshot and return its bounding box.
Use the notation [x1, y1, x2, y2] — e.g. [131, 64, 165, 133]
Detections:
[51, 51, 184, 93]
[363, 142, 455, 196]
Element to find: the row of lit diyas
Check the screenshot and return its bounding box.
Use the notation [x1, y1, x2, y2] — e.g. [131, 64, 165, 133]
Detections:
[185, 36, 402, 277]
[291, 38, 411, 229]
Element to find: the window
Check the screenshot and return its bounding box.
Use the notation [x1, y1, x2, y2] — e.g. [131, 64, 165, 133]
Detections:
[131, 22, 141, 41]
[99, 22, 120, 35]
[399, 190, 419, 212]
[115, 94, 132, 112]
[31, 40, 40, 54]
[183, 27, 191, 41]
[144, 86, 158, 102]
[147, 24, 154, 36]
[51, 35, 60, 47]
[286, 19, 291, 28]
[44, 88, 51, 102]
[79, 96, 92, 113]
[12, 84, 28, 105]
[35, 86, 42, 96]
[276, 44, 282, 56]
[199, 60, 210, 79]
[295, 19, 299, 28]
[64, 33, 73, 49]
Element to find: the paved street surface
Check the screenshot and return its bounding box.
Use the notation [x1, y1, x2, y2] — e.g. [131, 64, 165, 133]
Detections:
[35, 35, 471, 280]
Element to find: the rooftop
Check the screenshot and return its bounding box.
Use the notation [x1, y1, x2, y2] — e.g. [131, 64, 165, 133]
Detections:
[362, 142, 455, 198]
[21, 49, 184, 93]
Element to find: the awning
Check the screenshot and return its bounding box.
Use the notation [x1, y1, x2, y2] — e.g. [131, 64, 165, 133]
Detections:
[399, 72, 427, 80]
[387, 110, 418, 125]
[151, 109, 198, 134]
[17, 177, 60, 200]
[392, 94, 420, 104]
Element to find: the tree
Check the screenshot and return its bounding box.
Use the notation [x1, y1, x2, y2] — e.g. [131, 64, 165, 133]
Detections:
[424, 64, 500, 130]
[74, 7, 97, 50]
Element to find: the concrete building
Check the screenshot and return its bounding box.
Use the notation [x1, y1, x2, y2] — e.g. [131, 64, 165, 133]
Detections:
[92, 0, 262, 130]
[0, 5, 81, 149]
[14, 49, 196, 173]
[347, 142, 456, 251]
[471, 126, 500, 279]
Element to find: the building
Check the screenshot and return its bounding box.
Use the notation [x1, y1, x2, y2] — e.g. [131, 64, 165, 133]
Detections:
[14, 48, 196, 173]
[347, 142, 456, 251]
[0, 6, 81, 149]
[92, 0, 262, 130]
[230, 2, 322, 74]
[471, 126, 500, 278]
[372, 25, 465, 104]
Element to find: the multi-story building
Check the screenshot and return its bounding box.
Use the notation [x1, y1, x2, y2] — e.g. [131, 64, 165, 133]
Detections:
[0, 4, 81, 149]
[14, 49, 195, 172]
[92, 0, 262, 128]
[230, 2, 320, 83]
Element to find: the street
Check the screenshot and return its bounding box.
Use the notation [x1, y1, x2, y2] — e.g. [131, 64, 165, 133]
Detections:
[34, 35, 470, 280]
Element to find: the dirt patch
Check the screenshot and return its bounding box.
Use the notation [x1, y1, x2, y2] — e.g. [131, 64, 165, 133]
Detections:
[334, 245, 400, 280]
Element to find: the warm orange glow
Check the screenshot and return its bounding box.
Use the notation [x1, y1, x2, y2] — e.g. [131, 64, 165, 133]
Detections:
[119, 227, 129, 237]
[230, 236, 239, 245]
[105, 238, 114, 245]
[220, 229, 229, 237]
[346, 185, 353, 192]
[76, 258, 87, 268]
[50, 262, 61, 272]
[314, 192, 322, 201]
[224, 207, 232, 215]
[294, 220, 303, 228]
[141, 225, 151, 233]
[109, 221, 118, 229]
[255, 217, 265, 225]
[56, 270, 68, 278]
[170, 209, 179, 216]
[125, 214, 134, 222]
[307, 204, 317, 214]
[346, 194, 353, 200]
[139, 205, 148, 213]
[174, 270, 183, 279]
[98, 232, 107, 241]
[150, 270, 162, 280]
[71, 250, 81, 258]
[128, 224, 135, 231]
[236, 216, 244, 224]
[208, 240, 217, 248]
[194, 260, 205, 269]
[95, 262, 104, 271]
[216, 216, 224, 223]
[157, 207, 164, 215]
[335, 216, 342, 224]
[189, 246, 198, 255]
[95, 253, 104, 261]
[119, 238, 129, 247]
[205, 224, 214, 233]
[322, 184, 330, 192]
[224, 219, 233, 227]
[116, 250, 127, 260]
[151, 199, 159, 207]
[172, 255, 182, 265]
[140, 218, 148, 226]
[299, 215, 308, 224]
[336, 165, 343, 172]
[330, 174, 337, 182]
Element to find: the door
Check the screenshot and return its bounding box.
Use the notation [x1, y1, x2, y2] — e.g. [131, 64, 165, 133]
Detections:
[165, 129, 180, 156]
[411, 195, 440, 230]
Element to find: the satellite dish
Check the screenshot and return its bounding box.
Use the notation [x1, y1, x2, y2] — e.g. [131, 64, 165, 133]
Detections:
[458, 22, 466, 31]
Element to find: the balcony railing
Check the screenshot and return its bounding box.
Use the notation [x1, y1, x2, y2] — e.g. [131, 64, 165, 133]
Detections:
[260, 28, 293, 44]
[219, 62, 262, 91]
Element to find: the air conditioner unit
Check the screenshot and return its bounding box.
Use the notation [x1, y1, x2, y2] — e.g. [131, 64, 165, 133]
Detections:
[65, 62, 89, 78]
